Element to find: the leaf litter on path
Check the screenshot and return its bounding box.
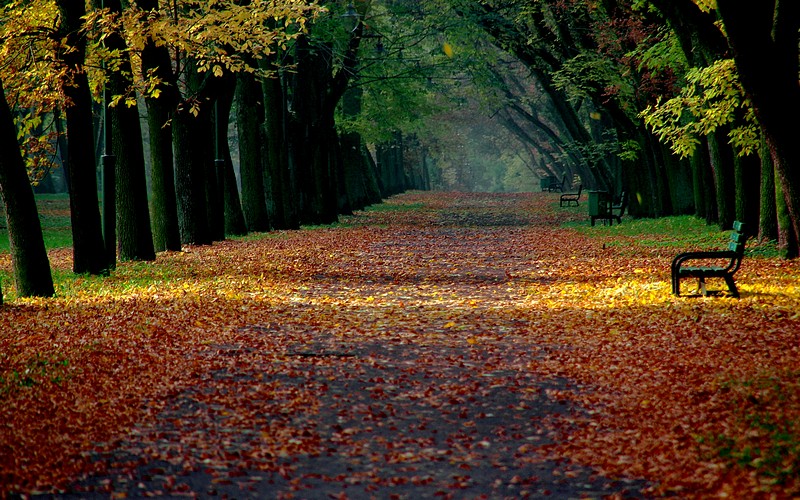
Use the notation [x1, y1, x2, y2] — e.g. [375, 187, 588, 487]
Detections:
[1, 192, 799, 498]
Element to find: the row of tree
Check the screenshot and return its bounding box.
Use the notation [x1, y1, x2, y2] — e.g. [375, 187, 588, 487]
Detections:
[422, 0, 798, 256]
[0, 0, 435, 303]
[0, 0, 798, 303]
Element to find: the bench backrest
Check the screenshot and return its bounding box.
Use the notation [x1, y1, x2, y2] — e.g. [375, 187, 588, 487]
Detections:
[727, 222, 747, 274]
[728, 224, 746, 255]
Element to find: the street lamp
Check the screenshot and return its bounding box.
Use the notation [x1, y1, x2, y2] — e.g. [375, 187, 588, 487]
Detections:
[341, 3, 360, 32]
[101, 0, 116, 270]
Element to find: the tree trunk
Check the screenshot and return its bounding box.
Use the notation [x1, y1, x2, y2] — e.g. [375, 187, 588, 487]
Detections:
[136, 0, 181, 252]
[0, 79, 55, 299]
[758, 136, 778, 241]
[103, 0, 155, 262]
[216, 83, 247, 237]
[145, 96, 181, 252]
[173, 105, 212, 245]
[235, 73, 270, 232]
[734, 151, 761, 237]
[707, 129, 736, 228]
[289, 38, 329, 225]
[717, 0, 800, 255]
[261, 71, 298, 230]
[56, 0, 107, 275]
[775, 168, 798, 258]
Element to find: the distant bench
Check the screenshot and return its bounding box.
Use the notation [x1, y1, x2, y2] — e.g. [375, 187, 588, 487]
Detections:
[671, 221, 747, 298]
[589, 191, 627, 226]
[559, 185, 582, 207]
[540, 175, 566, 193]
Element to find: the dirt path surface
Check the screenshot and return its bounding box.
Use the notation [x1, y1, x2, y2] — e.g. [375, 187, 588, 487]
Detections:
[3, 192, 799, 498]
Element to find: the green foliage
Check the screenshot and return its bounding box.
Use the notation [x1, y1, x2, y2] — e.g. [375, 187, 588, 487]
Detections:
[631, 26, 687, 75]
[641, 59, 759, 158]
[552, 52, 632, 105]
[335, 1, 465, 143]
[617, 139, 642, 162]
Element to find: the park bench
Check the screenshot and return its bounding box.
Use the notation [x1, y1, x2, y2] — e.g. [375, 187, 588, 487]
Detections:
[559, 185, 582, 207]
[541, 175, 566, 192]
[671, 220, 747, 298]
[610, 191, 627, 224]
[589, 191, 626, 225]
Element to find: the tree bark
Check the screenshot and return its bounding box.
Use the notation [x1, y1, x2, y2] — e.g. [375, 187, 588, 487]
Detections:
[173, 104, 212, 245]
[0, 79, 55, 299]
[717, 0, 800, 256]
[758, 136, 778, 241]
[102, 0, 155, 262]
[707, 129, 736, 228]
[235, 73, 270, 232]
[56, 0, 107, 275]
[136, 0, 181, 252]
[261, 70, 298, 229]
[216, 80, 247, 237]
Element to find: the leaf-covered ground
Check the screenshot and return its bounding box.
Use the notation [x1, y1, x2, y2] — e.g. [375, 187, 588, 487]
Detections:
[1, 192, 799, 498]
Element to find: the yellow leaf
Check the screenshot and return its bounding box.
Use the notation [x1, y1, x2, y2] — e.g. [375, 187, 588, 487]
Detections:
[443, 42, 453, 57]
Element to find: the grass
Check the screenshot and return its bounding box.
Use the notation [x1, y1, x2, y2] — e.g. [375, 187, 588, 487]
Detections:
[0, 193, 73, 252]
[566, 212, 783, 258]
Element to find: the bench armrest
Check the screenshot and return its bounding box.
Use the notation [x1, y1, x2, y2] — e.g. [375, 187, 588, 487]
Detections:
[671, 250, 739, 272]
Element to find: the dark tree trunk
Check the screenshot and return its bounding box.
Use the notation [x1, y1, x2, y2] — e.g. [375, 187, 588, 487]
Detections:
[707, 130, 736, 228]
[377, 132, 406, 197]
[340, 87, 382, 210]
[216, 82, 247, 237]
[288, 21, 361, 225]
[662, 144, 694, 215]
[136, 0, 181, 252]
[775, 169, 798, 258]
[144, 96, 181, 252]
[289, 37, 332, 225]
[102, 0, 155, 262]
[759, 136, 778, 241]
[173, 105, 212, 245]
[734, 151, 761, 237]
[235, 73, 270, 232]
[717, 0, 800, 256]
[262, 71, 298, 229]
[0, 79, 55, 299]
[56, 0, 107, 275]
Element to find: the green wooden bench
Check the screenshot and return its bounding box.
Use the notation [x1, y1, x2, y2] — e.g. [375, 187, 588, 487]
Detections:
[559, 185, 582, 207]
[671, 221, 747, 298]
[610, 191, 627, 224]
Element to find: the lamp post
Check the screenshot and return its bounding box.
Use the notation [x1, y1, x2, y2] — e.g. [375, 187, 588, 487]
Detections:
[214, 99, 225, 236]
[101, 0, 116, 270]
[341, 3, 360, 32]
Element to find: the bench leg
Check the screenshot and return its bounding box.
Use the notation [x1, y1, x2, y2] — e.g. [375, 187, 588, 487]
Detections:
[672, 273, 680, 296]
[698, 277, 707, 296]
[724, 275, 740, 298]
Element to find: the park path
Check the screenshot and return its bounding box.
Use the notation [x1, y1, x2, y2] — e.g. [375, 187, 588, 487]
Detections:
[59, 193, 655, 498]
[15, 190, 798, 498]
